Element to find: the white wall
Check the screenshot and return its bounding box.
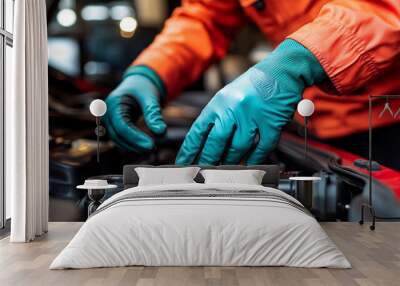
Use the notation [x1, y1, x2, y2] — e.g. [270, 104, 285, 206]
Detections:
[5, 44, 12, 219]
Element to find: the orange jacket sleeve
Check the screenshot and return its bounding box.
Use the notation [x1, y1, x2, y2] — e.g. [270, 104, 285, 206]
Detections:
[132, 0, 246, 99]
[288, 0, 400, 94]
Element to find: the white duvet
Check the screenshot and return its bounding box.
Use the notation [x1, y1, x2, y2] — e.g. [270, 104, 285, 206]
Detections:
[50, 183, 350, 269]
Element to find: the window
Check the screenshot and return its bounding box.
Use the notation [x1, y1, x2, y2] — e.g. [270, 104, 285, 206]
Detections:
[0, 0, 14, 230]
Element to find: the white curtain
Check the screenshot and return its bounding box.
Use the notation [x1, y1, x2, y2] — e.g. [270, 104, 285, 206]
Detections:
[8, 0, 49, 242]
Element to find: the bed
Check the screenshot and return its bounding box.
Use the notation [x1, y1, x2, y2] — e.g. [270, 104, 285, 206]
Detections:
[50, 165, 350, 269]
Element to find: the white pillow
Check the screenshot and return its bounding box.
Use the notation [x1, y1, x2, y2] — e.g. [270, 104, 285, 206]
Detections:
[200, 169, 266, 185]
[135, 167, 200, 186]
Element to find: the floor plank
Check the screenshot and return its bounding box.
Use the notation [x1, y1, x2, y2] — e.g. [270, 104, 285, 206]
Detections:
[0, 222, 399, 286]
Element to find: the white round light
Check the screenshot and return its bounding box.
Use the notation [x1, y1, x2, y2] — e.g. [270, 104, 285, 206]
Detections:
[90, 99, 107, 117]
[297, 99, 315, 117]
[57, 9, 77, 27]
[119, 16, 137, 33]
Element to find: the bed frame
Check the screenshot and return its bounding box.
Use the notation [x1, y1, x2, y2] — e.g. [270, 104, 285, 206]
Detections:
[123, 165, 281, 189]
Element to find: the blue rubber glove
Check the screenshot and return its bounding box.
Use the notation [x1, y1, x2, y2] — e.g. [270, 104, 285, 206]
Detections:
[103, 66, 167, 152]
[176, 39, 326, 165]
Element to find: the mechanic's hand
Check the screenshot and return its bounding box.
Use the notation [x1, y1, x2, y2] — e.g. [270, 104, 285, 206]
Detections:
[103, 73, 166, 152]
[176, 39, 326, 165]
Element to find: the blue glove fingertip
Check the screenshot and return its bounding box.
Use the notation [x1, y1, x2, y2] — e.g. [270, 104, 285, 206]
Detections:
[152, 121, 167, 135]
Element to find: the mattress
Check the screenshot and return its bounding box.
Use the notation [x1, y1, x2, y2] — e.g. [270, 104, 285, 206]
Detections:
[50, 183, 351, 269]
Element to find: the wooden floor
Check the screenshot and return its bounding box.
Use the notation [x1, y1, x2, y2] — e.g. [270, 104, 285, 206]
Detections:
[0, 222, 399, 286]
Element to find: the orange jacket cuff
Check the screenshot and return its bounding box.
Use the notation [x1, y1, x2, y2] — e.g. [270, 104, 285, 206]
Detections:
[288, 18, 378, 94]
